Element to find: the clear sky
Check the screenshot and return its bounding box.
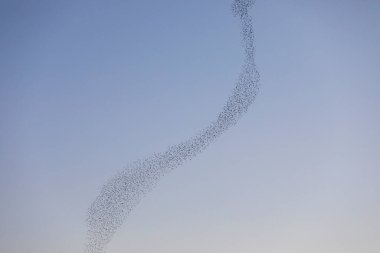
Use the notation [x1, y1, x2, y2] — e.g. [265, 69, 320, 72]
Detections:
[1, 0, 379, 252]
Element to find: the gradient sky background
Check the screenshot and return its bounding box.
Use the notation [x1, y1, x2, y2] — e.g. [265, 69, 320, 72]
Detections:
[1, 0, 379, 252]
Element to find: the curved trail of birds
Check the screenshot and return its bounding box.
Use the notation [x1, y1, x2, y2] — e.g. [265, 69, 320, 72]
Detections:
[85, 1, 260, 252]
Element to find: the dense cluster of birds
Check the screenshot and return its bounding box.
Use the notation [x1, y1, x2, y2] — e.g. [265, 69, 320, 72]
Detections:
[85, 1, 260, 252]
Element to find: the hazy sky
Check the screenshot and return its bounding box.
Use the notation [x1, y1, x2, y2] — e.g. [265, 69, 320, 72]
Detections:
[1, 0, 379, 252]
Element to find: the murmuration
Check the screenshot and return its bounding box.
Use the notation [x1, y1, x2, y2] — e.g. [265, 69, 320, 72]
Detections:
[85, 1, 260, 252]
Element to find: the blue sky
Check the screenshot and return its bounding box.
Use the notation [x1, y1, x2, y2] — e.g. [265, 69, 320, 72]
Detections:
[1, 0, 379, 252]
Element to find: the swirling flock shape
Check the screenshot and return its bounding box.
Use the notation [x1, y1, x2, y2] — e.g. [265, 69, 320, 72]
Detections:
[85, 1, 260, 252]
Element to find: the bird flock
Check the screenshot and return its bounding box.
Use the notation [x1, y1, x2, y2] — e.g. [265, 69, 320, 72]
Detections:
[85, 1, 260, 252]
